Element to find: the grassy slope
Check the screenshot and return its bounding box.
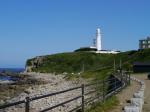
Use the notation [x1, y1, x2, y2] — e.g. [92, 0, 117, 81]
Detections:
[26, 49, 150, 80]
[28, 52, 114, 72]
[27, 49, 150, 73]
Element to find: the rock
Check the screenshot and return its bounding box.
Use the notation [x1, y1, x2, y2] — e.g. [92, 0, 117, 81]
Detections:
[24, 87, 33, 94]
[123, 106, 140, 112]
[0, 100, 4, 105]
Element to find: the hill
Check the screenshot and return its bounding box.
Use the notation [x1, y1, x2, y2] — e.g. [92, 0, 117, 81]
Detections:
[26, 49, 150, 79]
[26, 52, 114, 73]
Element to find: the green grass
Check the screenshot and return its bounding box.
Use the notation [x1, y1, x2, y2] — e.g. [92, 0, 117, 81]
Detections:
[63, 66, 113, 80]
[85, 96, 119, 112]
[80, 67, 113, 80]
[27, 52, 115, 74]
[26, 49, 150, 77]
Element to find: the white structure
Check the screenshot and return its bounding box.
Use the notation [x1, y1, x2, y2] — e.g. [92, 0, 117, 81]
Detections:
[96, 50, 119, 54]
[81, 27, 120, 54]
[96, 28, 102, 51]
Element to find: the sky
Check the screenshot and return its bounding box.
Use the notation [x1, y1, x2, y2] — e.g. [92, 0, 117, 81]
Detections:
[0, 0, 150, 68]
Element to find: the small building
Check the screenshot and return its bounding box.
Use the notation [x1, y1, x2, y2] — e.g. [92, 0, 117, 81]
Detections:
[96, 50, 120, 54]
[139, 37, 150, 49]
[133, 62, 150, 73]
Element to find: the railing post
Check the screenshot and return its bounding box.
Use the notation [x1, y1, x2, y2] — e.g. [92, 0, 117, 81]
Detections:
[102, 79, 105, 102]
[125, 74, 127, 86]
[25, 97, 30, 112]
[129, 73, 131, 85]
[115, 78, 117, 93]
[97, 81, 100, 98]
[121, 72, 123, 89]
[81, 84, 84, 112]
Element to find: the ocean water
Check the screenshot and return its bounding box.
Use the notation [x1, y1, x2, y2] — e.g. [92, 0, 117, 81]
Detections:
[0, 76, 12, 81]
[0, 68, 25, 73]
[0, 68, 24, 81]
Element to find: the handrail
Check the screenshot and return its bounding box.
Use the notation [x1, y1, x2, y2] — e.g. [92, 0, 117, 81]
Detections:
[0, 100, 25, 109]
[31, 86, 81, 101]
[68, 105, 82, 112]
[40, 96, 82, 112]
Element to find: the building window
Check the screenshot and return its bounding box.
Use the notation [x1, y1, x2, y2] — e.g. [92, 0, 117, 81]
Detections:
[143, 41, 146, 44]
[148, 41, 150, 44]
[148, 45, 150, 48]
[143, 45, 145, 48]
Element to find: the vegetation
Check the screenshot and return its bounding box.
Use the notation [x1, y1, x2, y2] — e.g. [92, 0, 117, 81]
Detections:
[75, 47, 97, 52]
[27, 52, 114, 73]
[85, 96, 118, 112]
[26, 49, 150, 79]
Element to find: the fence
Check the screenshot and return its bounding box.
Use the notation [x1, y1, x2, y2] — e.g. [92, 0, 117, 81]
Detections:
[0, 72, 130, 112]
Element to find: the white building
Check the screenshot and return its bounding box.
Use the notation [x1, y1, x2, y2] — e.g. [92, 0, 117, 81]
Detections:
[90, 28, 120, 54]
[96, 28, 102, 51]
[76, 28, 120, 54]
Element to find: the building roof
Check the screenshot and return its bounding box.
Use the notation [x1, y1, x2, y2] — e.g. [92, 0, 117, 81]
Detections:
[133, 62, 150, 66]
[139, 36, 150, 41]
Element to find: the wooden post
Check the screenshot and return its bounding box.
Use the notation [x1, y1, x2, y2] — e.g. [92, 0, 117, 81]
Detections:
[81, 84, 84, 112]
[25, 97, 30, 112]
[103, 80, 105, 102]
[125, 73, 128, 86]
[121, 72, 123, 90]
[115, 78, 117, 93]
[128, 73, 131, 85]
[114, 59, 116, 72]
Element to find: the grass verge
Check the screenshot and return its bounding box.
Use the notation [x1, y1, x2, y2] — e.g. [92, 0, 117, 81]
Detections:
[85, 96, 119, 112]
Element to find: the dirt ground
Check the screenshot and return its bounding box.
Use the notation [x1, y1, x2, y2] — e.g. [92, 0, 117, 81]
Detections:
[110, 73, 150, 112]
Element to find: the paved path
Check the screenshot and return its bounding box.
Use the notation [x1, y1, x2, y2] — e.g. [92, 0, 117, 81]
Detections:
[133, 74, 150, 112]
[110, 78, 141, 112]
[110, 73, 150, 112]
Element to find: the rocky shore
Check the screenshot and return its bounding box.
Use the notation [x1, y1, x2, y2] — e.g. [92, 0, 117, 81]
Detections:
[0, 72, 93, 112]
[0, 72, 48, 103]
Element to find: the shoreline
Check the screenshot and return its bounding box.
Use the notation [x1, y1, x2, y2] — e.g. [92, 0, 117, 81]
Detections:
[0, 72, 91, 112]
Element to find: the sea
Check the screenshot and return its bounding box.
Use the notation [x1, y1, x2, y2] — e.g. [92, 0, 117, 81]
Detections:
[0, 68, 25, 73]
[0, 68, 25, 81]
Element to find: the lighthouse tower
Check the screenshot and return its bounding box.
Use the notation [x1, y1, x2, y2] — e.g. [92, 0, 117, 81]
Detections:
[96, 28, 102, 51]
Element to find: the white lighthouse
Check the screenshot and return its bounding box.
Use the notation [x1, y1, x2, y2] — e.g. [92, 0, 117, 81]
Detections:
[78, 27, 120, 54]
[96, 28, 102, 51]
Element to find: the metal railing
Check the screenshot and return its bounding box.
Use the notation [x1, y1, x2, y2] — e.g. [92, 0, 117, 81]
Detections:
[0, 72, 130, 112]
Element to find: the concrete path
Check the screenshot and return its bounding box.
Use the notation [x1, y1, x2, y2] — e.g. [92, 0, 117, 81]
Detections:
[133, 74, 150, 112]
[110, 73, 150, 112]
[110, 75, 141, 112]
